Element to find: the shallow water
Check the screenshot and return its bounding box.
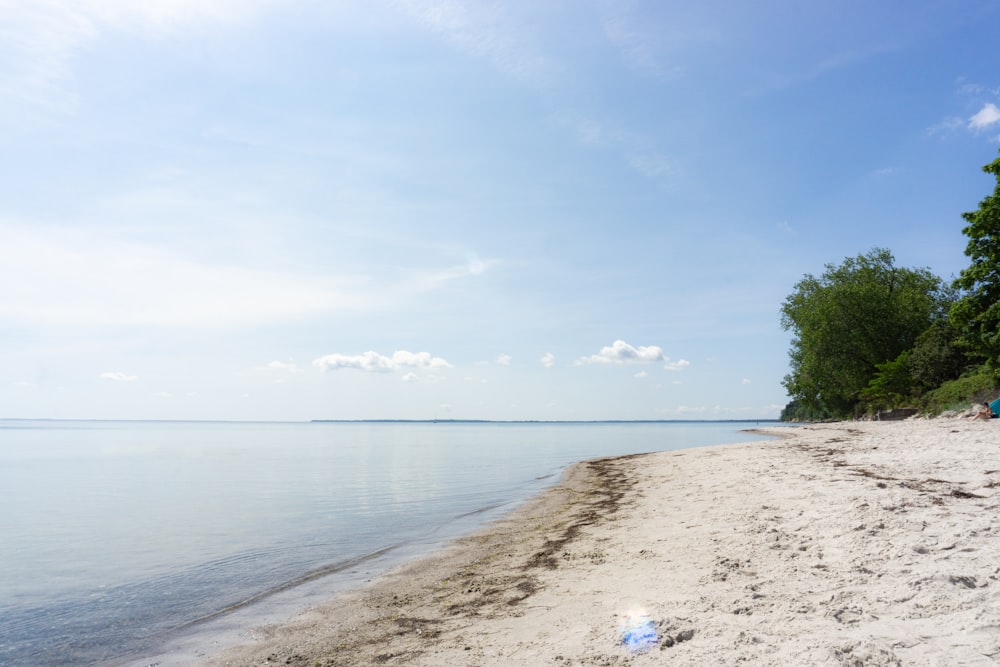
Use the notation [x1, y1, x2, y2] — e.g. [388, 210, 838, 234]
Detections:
[0, 420, 776, 666]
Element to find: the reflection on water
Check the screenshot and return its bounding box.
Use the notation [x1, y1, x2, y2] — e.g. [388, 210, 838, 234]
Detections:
[0, 420, 775, 666]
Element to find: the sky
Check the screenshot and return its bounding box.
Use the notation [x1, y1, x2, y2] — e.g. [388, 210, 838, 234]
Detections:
[1, 0, 999, 422]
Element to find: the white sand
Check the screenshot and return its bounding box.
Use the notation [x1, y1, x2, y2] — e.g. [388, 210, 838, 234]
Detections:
[199, 419, 1000, 666]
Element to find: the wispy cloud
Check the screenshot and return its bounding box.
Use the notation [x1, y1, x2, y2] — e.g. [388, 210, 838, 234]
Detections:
[628, 152, 679, 181]
[926, 116, 964, 137]
[0, 222, 354, 328]
[0, 221, 491, 330]
[313, 350, 452, 373]
[404, 256, 497, 293]
[540, 352, 555, 368]
[554, 112, 680, 186]
[100, 371, 138, 382]
[261, 360, 301, 373]
[0, 0, 280, 108]
[598, 1, 700, 81]
[393, 0, 560, 87]
[664, 359, 690, 371]
[496, 354, 512, 366]
[246, 360, 302, 383]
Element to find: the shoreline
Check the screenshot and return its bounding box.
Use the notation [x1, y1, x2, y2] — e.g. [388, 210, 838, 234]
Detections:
[193, 419, 1000, 665]
[192, 450, 638, 665]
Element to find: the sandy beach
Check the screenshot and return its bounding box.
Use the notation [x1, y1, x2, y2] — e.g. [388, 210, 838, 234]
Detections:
[198, 419, 1000, 666]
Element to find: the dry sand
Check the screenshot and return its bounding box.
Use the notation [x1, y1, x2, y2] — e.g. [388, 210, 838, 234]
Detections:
[198, 419, 1000, 666]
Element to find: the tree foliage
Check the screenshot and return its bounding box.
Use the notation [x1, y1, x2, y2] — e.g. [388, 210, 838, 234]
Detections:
[951, 150, 1000, 373]
[779, 399, 831, 422]
[906, 319, 966, 391]
[858, 318, 967, 411]
[859, 352, 913, 410]
[781, 248, 950, 418]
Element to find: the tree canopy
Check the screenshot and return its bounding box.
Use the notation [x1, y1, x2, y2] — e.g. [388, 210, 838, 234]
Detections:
[951, 150, 1000, 374]
[781, 248, 950, 419]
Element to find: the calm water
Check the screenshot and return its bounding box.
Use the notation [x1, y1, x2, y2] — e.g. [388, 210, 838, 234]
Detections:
[0, 420, 776, 666]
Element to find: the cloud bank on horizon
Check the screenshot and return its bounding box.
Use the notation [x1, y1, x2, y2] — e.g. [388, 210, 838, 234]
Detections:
[1, 0, 998, 421]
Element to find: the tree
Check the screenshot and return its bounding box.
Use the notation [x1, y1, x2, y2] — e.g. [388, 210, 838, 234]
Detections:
[859, 310, 965, 412]
[951, 150, 1000, 374]
[780, 399, 831, 422]
[906, 319, 966, 391]
[781, 248, 949, 418]
[860, 352, 913, 410]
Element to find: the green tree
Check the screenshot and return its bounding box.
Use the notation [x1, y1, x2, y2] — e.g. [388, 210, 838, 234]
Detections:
[780, 399, 831, 422]
[951, 150, 1000, 373]
[860, 352, 913, 410]
[860, 308, 965, 412]
[781, 248, 949, 418]
[906, 319, 966, 391]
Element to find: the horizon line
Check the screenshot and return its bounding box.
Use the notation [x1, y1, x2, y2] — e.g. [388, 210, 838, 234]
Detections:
[0, 417, 784, 424]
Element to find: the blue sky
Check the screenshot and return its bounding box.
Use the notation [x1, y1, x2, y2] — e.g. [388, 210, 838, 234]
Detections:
[1, 0, 998, 421]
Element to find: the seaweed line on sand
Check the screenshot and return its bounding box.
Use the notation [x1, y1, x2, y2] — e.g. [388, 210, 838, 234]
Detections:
[202, 453, 647, 667]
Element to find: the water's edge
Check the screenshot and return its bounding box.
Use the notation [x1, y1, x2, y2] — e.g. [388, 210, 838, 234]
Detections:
[115, 473, 570, 667]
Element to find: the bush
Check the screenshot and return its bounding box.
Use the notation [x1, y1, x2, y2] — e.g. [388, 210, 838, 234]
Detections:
[919, 367, 999, 414]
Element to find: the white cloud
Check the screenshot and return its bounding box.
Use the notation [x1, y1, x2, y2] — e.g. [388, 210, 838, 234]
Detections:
[390, 350, 452, 369]
[0, 222, 355, 329]
[0, 0, 281, 107]
[313, 349, 451, 373]
[313, 351, 395, 373]
[633, 370, 648, 379]
[100, 371, 137, 382]
[496, 354, 512, 366]
[401, 372, 418, 383]
[540, 352, 555, 368]
[576, 340, 665, 365]
[969, 103, 1000, 131]
[742, 378, 752, 385]
[261, 360, 301, 373]
[664, 359, 690, 371]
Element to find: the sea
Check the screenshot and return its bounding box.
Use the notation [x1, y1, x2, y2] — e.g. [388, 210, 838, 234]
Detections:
[0, 419, 780, 666]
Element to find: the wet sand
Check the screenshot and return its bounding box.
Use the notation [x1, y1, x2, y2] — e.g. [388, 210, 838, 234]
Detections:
[196, 419, 1000, 666]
